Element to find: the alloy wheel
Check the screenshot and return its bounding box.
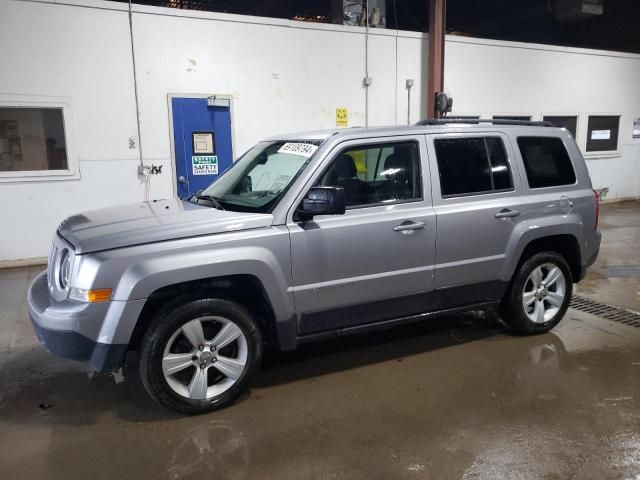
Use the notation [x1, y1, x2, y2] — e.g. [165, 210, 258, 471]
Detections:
[162, 316, 248, 400]
[522, 263, 567, 324]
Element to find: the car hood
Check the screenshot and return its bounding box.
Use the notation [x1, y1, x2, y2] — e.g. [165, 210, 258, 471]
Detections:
[58, 198, 274, 254]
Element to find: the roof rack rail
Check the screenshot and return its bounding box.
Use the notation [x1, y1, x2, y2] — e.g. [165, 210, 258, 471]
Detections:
[416, 118, 555, 127]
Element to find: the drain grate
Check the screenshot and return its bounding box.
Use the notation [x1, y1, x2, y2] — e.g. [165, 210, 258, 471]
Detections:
[570, 295, 640, 328]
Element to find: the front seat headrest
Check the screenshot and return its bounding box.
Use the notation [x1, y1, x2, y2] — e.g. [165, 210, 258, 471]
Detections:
[335, 154, 357, 179]
[383, 152, 411, 179]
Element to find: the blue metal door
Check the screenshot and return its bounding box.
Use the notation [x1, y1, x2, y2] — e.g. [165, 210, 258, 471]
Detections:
[171, 97, 233, 198]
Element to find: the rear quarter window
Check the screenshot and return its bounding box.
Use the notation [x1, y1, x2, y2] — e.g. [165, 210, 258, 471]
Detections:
[517, 137, 576, 189]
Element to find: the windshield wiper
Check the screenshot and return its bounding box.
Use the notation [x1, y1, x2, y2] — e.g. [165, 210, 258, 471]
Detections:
[190, 193, 225, 211]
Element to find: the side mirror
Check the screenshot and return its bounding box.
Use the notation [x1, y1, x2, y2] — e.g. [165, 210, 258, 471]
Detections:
[295, 186, 345, 221]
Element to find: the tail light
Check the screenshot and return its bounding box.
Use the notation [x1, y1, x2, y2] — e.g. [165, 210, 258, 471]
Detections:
[593, 189, 600, 230]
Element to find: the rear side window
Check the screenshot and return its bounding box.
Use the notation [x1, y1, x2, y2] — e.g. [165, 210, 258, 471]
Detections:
[434, 137, 513, 197]
[517, 137, 576, 188]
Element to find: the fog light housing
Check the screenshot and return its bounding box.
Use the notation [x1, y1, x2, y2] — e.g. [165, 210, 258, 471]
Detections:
[69, 288, 112, 303]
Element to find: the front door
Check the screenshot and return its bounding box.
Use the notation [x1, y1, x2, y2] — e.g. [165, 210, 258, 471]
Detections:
[171, 97, 233, 198]
[287, 136, 437, 335]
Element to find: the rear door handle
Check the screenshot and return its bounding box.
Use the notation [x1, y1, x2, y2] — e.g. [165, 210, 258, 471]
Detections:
[393, 221, 426, 233]
[495, 209, 521, 219]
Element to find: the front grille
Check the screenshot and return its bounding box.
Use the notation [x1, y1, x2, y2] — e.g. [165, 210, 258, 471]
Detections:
[570, 295, 640, 328]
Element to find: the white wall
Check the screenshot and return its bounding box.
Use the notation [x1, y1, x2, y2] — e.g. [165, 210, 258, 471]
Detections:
[0, 0, 639, 263]
[445, 36, 640, 202]
[130, 4, 428, 159]
[0, 0, 140, 263]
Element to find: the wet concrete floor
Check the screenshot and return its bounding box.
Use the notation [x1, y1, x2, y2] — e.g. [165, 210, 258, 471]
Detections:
[1, 202, 639, 479]
[575, 200, 640, 311]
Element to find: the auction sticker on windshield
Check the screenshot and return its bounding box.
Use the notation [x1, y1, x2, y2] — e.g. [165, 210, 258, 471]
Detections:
[277, 143, 318, 157]
[192, 156, 218, 175]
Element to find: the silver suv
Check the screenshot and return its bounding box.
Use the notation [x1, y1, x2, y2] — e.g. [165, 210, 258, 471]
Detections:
[29, 119, 601, 414]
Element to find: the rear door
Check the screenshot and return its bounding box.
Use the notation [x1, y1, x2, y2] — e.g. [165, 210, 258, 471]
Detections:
[426, 132, 527, 299]
[287, 135, 437, 335]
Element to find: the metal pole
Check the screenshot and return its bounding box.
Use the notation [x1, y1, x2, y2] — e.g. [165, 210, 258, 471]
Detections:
[364, 0, 370, 128]
[427, 0, 446, 119]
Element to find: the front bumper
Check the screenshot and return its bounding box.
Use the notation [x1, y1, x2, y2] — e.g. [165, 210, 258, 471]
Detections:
[28, 270, 128, 372]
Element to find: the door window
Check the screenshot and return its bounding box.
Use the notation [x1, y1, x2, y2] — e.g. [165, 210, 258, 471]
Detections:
[434, 137, 513, 197]
[317, 141, 422, 207]
[517, 137, 576, 188]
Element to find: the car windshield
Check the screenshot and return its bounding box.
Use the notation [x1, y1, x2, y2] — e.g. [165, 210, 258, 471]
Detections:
[198, 140, 321, 213]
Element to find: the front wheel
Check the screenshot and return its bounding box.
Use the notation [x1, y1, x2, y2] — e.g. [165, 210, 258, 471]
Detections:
[139, 298, 263, 415]
[501, 251, 573, 334]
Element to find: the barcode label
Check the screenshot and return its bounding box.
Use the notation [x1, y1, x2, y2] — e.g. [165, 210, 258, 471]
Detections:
[277, 142, 318, 157]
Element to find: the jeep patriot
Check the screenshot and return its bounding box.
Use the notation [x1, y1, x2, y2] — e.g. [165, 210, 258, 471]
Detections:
[28, 119, 601, 414]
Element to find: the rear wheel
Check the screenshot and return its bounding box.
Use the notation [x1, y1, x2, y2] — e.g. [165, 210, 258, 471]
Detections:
[501, 251, 572, 334]
[139, 298, 263, 415]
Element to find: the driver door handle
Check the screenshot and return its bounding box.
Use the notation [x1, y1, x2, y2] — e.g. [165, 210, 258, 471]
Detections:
[495, 208, 521, 219]
[393, 221, 426, 233]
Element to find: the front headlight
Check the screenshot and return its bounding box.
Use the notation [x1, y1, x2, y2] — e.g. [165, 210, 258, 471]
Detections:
[58, 248, 71, 289]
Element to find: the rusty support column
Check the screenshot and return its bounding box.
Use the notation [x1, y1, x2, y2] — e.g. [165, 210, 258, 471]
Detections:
[427, 0, 446, 118]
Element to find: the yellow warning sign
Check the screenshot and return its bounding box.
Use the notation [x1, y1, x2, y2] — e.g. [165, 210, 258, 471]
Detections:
[336, 108, 348, 127]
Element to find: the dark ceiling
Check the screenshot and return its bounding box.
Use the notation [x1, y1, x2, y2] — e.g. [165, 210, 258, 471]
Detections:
[445, 0, 640, 54]
[126, 0, 640, 54]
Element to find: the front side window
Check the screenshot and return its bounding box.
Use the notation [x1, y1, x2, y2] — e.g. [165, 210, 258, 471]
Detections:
[200, 140, 320, 213]
[517, 137, 576, 188]
[434, 137, 513, 197]
[0, 107, 68, 172]
[317, 141, 422, 207]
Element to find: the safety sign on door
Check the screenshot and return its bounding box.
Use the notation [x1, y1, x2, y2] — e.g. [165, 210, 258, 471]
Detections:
[192, 155, 218, 175]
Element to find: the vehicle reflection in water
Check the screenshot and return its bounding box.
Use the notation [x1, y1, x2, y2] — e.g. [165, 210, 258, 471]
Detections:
[167, 422, 249, 480]
[527, 341, 560, 368]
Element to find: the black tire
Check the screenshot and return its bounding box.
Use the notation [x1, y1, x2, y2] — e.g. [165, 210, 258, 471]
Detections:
[500, 251, 573, 335]
[139, 297, 263, 415]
